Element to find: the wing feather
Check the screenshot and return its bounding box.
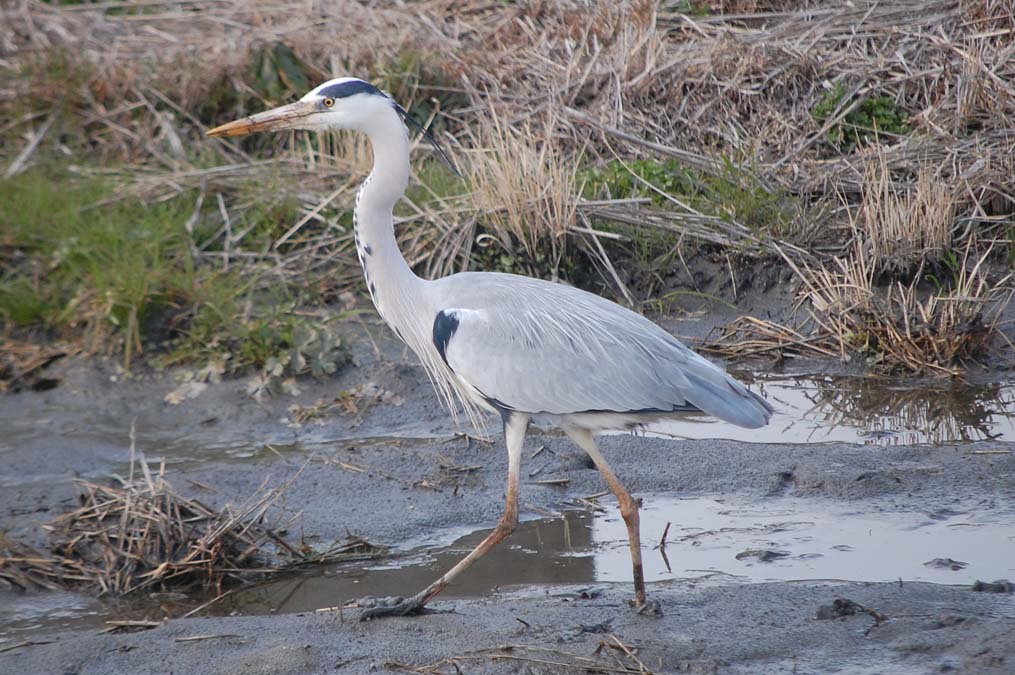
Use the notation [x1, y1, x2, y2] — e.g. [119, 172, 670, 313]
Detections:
[431, 273, 772, 428]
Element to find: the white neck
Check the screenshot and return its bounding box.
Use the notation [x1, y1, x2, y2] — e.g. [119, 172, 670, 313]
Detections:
[354, 106, 426, 337]
[347, 98, 485, 431]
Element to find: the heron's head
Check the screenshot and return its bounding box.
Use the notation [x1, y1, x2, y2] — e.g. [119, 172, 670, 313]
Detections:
[207, 77, 391, 137]
[207, 77, 458, 173]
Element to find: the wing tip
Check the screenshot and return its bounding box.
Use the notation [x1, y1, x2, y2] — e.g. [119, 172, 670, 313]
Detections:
[729, 385, 774, 429]
[684, 370, 774, 429]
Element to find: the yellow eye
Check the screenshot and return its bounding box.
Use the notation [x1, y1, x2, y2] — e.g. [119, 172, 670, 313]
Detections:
[323, 97, 335, 108]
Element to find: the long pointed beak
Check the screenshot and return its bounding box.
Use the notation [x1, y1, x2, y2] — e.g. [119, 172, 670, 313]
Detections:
[207, 100, 318, 138]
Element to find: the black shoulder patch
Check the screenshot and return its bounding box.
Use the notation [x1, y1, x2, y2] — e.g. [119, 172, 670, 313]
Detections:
[432, 310, 460, 365]
[317, 79, 381, 100]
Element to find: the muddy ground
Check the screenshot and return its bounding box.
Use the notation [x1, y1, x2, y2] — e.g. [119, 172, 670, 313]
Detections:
[2, 297, 1015, 674]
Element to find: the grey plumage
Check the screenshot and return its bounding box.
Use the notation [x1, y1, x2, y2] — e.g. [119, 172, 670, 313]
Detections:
[430, 272, 773, 429]
[207, 76, 774, 617]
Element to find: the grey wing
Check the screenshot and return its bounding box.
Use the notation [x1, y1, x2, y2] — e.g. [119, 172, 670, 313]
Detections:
[433, 275, 772, 429]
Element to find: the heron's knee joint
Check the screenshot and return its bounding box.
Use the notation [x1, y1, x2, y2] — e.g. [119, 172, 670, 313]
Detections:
[619, 498, 640, 523]
[495, 516, 518, 536]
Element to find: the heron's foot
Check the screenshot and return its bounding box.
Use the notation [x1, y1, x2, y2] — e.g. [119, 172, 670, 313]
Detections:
[354, 595, 445, 621]
[633, 598, 663, 617]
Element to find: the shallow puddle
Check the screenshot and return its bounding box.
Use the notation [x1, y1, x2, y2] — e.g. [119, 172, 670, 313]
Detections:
[0, 591, 108, 643]
[591, 495, 1015, 586]
[641, 374, 1015, 445]
[226, 495, 1015, 613]
[202, 495, 1015, 619]
[6, 494, 1011, 644]
[3, 373, 1014, 644]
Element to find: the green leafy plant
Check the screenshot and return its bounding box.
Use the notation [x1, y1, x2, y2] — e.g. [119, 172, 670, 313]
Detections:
[667, 0, 709, 16]
[813, 83, 911, 150]
[925, 248, 963, 292]
[580, 157, 793, 233]
[245, 317, 349, 401]
[249, 42, 312, 105]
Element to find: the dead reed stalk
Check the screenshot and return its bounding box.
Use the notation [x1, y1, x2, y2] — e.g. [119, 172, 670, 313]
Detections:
[467, 108, 579, 275]
[858, 155, 955, 274]
[784, 236, 1012, 374]
[3, 450, 386, 596]
[0, 532, 95, 592]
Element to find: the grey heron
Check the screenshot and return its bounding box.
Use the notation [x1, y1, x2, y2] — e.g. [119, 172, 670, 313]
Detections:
[208, 77, 773, 619]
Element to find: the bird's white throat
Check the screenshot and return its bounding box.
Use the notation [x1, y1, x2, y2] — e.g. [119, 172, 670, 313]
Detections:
[352, 105, 424, 330]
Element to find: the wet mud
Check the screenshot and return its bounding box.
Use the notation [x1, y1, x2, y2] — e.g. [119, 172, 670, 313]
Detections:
[2, 320, 1015, 674]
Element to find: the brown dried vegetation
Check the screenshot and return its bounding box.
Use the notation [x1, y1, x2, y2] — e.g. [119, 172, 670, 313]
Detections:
[2, 0, 1014, 374]
[1, 449, 384, 596]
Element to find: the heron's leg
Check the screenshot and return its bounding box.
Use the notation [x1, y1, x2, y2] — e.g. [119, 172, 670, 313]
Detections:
[360, 411, 528, 620]
[565, 427, 648, 608]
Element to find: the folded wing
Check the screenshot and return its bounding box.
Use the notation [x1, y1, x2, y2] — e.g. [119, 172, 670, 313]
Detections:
[432, 273, 772, 429]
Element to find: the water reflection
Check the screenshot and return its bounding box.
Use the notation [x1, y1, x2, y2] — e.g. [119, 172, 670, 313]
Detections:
[644, 375, 1015, 445]
[593, 496, 1015, 586]
[794, 376, 1014, 444]
[208, 511, 595, 616]
[252, 495, 1014, 601]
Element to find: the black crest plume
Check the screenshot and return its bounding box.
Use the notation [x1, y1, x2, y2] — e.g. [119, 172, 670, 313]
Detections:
[394, 104, 461, 178]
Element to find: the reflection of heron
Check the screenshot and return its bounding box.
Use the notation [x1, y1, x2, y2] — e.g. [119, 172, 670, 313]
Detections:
[209, 78, 773, 618]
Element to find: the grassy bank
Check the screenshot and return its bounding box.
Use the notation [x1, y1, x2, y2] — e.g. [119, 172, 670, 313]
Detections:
[2, 0, 1013, 383]
[0, 167, 349, 388]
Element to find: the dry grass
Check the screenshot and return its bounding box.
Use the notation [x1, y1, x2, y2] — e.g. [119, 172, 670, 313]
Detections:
[5, 0, 1012, 251]
[0, 532, 94, 592]
[46, 460, 293, 596]
[384, 635, 660, 674]
[1, 446, 385, 596]
[701, 315, 840, 362]
[2, 0, 1014, 373]
[858, 158, 955, 275]
[0, 339, 74, 393]
[705, 231, 1012, 374]
[467, 108, 579, 276]
[786, 236, 1010, 374]
[726, 235, 1010, 373]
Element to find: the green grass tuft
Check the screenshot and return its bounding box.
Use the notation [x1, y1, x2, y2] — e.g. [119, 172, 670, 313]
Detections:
[1, 168, 193, 355]
[580, 157, 794, 234]
[812, 83, 911, 150]
[1, 166, 348, 377]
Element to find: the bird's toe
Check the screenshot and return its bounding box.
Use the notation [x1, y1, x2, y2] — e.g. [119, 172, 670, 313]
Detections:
[634, 599, 663, 617]
[358, 596, 436, 621]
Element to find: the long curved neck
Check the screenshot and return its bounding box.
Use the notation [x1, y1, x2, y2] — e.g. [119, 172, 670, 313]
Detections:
[354, 108, 426, 335]
[349, 100, 479, 429]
